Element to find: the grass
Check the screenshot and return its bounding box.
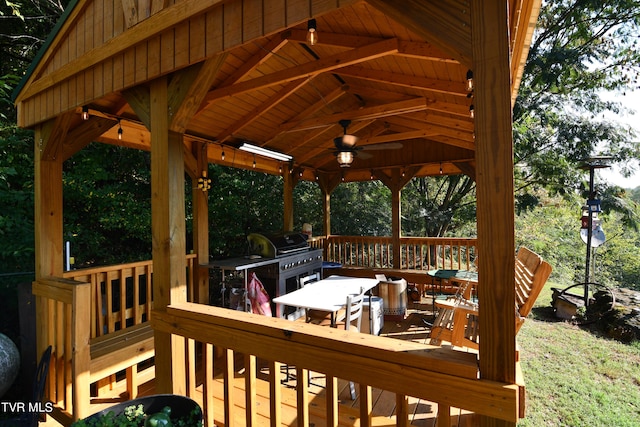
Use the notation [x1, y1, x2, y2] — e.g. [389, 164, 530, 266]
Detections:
[517, 282, 640, 426]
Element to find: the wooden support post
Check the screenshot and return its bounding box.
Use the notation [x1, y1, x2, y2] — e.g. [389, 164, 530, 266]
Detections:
[472, 0, 517, 425]
[317, 173, 341, 237]
[150, 76, 187, 394]
[192, 141, 210, 304]
[33, 125, 65, 410]
[283, 163, 295, 232]
[376, 168, 416, 270]
[71, 282, 91, 420]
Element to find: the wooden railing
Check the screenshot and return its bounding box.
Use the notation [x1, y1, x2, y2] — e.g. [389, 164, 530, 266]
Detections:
[33, 255, 197, 423]
[311, 235, 477, 273]
[62, 255, 197, 338]
[152, 302, 521, 426]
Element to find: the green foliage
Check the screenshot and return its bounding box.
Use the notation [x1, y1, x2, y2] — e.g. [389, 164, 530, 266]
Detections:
[514, 0, 640, 209]
[70, 404, 202, 427]
[0, 125, 34, 272]
[293, 180, 322, 235]
[330, 181, 391, 236]
[63, 143, 152, 267]
[207, 165, 284, 257]
[403, 175, 476, 237]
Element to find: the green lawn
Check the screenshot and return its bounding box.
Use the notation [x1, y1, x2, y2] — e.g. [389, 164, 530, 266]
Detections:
[517, 283, 640, 426]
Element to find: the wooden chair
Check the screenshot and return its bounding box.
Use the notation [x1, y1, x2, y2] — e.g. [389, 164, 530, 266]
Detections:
[429, 247, 552, 350]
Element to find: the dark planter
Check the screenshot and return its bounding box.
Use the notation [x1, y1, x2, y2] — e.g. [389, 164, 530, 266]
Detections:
[80, 394, 202, 425]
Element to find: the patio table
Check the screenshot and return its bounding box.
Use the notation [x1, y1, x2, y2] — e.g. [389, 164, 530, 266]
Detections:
[426, 269, 478, 311]
[272, 275, 379, 332]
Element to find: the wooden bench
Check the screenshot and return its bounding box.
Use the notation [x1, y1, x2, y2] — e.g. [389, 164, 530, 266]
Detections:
[89, 322, 155, 399]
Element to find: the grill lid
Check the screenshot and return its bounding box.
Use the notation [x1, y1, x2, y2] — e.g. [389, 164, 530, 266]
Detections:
[247, 232, 309, 258]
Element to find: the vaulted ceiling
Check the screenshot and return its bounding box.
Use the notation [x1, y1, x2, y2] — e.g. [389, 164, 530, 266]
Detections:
[14, 0, 540, 182]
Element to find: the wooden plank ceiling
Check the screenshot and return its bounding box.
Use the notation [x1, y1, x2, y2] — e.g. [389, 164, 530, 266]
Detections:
[17, 0, 540, 182]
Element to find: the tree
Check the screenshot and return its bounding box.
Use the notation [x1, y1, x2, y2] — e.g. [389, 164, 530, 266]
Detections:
[515, 0, 640, 210]
[0, 0, 69, 120]
[403, 1, 640, 238]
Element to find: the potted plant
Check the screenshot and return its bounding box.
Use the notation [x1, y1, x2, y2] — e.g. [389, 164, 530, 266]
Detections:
[71, 394, 202, 427]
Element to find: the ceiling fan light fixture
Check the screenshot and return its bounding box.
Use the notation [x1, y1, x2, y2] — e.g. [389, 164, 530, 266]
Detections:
[337, 151, 354, 167]
[340, 134, 358, 148]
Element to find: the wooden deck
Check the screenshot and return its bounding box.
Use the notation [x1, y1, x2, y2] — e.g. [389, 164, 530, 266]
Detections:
[43, 294, 479, 426]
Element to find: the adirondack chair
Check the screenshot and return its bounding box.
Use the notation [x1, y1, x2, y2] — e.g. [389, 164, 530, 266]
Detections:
[429, 247, 552, 350]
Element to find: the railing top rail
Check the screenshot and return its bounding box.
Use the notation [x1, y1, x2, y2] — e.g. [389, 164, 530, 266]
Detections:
[152, 302, 520, 422]
[62, 254, 197, 278]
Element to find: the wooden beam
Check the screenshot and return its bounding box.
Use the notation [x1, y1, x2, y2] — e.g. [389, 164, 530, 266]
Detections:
[63, 117, 118, 162]
[471, 1, 517, 426]
[281, 98, 428, 132]
[201, 38, 399, 105]
[337, 66, 468, 97]
[123, 86, 152, 129]
[168, 54, 228, 133]
[359, 128, 475, 151]
[215, 78, 309, 143]
[39, 113, 72, 161]
[285, 28, 458, 63]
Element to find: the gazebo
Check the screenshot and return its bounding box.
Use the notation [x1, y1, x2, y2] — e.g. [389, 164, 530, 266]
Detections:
[14, 0, 542, 425]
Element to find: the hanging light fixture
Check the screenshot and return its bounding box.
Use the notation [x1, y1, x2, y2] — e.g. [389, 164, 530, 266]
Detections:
[469, 104, 475, 119]
[82, 106, 89, 120]
[252, 154, 256, 168]
[117, 119, 123, 140]
[336, 151, 354, 167]
[197, 170, 211, 192]
[239, 142, 292, 161]
[307, 19, 318, 45]
[221, 145, 225, 161]
[466, 69, 474, 92]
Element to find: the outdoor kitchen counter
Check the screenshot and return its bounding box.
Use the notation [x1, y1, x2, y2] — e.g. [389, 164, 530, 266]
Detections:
[207, 255, 280, 271]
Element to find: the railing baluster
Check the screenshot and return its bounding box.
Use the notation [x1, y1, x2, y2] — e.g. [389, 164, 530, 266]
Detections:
[296, 367, 309, 427]
[269, 360, 282, 427]
[326, 375, 339, 427]
[244, 354, 257, 426]
[223, 348, 235, 427]
[204, 343, 215, 427]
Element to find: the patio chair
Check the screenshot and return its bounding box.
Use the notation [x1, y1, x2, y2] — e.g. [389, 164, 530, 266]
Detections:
[299, 272, 329, 323]
[334, 286, 365, 399]
[429, 247, 552, 350]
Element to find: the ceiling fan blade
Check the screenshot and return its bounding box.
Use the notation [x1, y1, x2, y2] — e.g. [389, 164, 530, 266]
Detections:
[360, 142, 403, 151]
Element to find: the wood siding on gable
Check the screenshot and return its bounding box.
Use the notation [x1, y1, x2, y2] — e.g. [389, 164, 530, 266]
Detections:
[16, 0, 354, 128]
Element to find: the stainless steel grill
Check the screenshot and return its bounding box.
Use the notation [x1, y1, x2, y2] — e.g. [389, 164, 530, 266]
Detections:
[247, 232, 323, 318]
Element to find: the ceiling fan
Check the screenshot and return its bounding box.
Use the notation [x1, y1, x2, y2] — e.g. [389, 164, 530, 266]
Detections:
[333, 119, 402, 167]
